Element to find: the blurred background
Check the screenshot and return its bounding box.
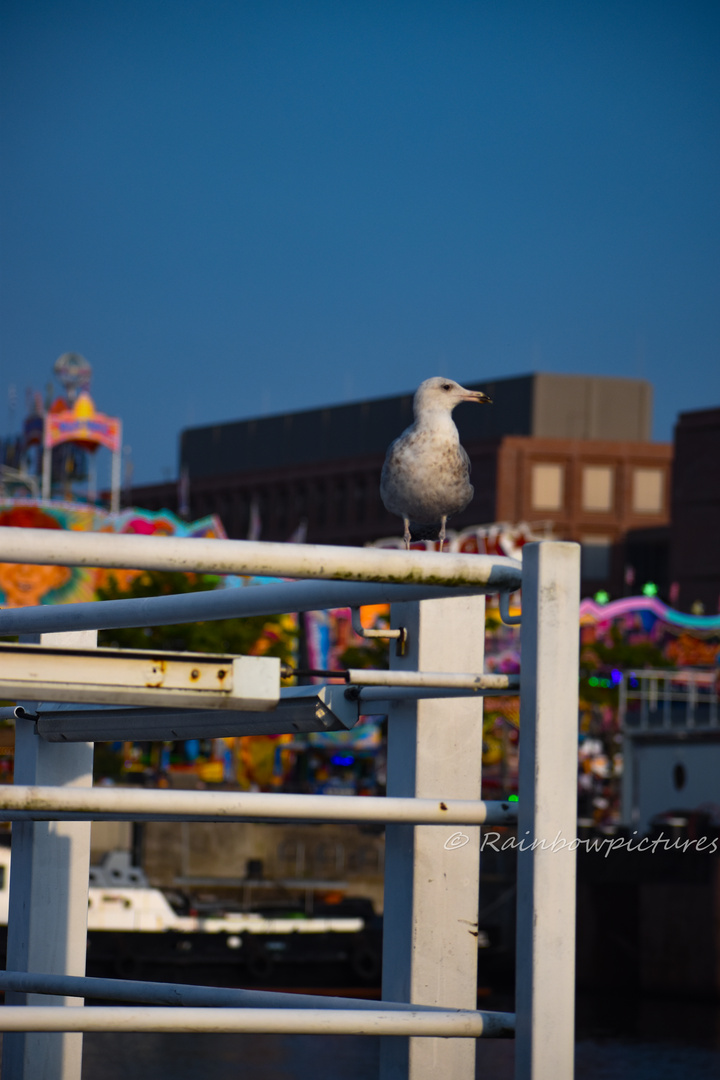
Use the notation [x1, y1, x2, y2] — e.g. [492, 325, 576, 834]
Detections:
[2, 3, 720, 1078]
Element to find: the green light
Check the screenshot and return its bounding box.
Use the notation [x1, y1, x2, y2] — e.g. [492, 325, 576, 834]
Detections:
[642, 582, 658, 597]
[508, 794, 518, 802]
[589, 676, 598, 687]
[594, 590, 610, 604]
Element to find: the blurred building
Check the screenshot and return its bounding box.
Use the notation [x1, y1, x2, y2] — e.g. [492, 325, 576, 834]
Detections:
[129, 372, 672, 596]
[669, 406, 720, 614]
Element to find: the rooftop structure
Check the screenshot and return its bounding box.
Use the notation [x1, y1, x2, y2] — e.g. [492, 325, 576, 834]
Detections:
[180, 372, 653, 480]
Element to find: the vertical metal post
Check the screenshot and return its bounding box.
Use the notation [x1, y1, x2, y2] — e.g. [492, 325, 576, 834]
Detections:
[515, 542, 580, 1080]
[621, 673, 630, 825]
[110, 443, 122, 514]
[619, 674, 635, 826]
[3, 631, 96, 1080]
[380, 594, 486, 1080]
[617, 668, 627, 729]
[41, 444, 52, 500]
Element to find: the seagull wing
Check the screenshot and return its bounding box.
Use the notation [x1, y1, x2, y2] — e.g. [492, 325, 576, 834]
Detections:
[380, 435, 408, 513]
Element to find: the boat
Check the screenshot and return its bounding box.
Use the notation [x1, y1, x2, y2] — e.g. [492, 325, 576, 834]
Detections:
[0, 845, 383, 987]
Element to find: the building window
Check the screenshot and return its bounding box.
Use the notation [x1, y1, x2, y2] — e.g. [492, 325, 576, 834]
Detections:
[632, 468, 664, 514]
[582, 466, 614, 512]
[531, 463, 564, 511]
[581, 535, 612, 580]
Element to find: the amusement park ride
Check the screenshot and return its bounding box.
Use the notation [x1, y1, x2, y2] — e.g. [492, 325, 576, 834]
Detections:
[0, 355, 227, 613]
[1, 353, 122, 512]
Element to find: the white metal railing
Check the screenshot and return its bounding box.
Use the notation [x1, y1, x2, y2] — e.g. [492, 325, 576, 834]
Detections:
[0, 1005, 512, 1038]
[0, 527, 522, 588]
[619, 667, 719, 731]
[0, 527, 580, 1080]
[0, 785, 516, 826]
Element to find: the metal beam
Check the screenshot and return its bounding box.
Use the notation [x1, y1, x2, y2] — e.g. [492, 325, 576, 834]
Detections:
[35, 685, 356, 742]
[0, 526, 522, 590]
[514, 542, 580, 1080]
[0, 578, 502, 637]
[2, 630, 97, 1080]
[381, 594, 486, 1080]
[0, 784, 517, 826]
[0, 1006, 515, 1038]
[0, 971, 504, 1017]
[0, 642, 279, 711]
[32, 677, 516, 743]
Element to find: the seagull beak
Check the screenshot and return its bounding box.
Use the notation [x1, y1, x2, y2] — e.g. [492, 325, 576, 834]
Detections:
[463, 390, 492, 405]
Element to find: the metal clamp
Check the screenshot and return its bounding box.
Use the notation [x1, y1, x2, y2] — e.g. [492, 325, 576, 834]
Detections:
[351, 608, 407, 656]
[499, 592, 522, 626]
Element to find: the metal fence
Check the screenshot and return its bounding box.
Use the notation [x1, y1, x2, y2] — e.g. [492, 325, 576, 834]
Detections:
[0, 528, 580, 1080]
[619, 667, 719, 731]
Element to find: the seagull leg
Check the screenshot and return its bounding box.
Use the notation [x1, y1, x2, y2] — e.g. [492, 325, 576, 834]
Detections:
[439, 516, 447, 552]
[403, 518, 411, 550]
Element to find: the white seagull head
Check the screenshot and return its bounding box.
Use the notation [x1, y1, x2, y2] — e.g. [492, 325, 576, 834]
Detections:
[413, 376, 492, 419]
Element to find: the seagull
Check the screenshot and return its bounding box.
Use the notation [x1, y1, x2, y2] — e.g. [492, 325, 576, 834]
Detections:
[380, 377, 492, 550]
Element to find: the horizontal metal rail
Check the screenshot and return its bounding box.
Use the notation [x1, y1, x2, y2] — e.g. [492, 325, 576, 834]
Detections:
[0, 971, 492, 1016]
[30, 684, 516, 742]
[0, 527, 522, 589]
[0, 642, 279, 712]
[0, 1006, 515, 1038]
[355, 686, 517, 702]
[346, 670, 518, 690]
[0, 580, 488, 636]
[0, 785, 517, 826]
[0, 681, 519, 723]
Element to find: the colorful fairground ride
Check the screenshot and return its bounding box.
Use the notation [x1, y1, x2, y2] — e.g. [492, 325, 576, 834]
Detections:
[0, 353, 226, 611]
[1, 352, 123, 511]
[0, 357, 294, 792]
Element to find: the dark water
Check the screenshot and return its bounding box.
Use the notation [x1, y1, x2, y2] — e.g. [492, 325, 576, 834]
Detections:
[81, 1032, 380, 1080]
[75, 996, 720, 1080]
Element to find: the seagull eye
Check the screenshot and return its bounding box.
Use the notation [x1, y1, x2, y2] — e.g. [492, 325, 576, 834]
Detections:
[442, 383, 452, 391]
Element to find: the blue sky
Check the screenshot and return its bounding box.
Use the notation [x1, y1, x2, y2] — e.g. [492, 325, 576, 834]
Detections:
[2, 0, 719, 487]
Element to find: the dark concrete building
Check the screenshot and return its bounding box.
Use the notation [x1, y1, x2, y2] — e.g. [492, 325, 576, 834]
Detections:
[129, 372, 671, 595]
[669, 406, 720, 614]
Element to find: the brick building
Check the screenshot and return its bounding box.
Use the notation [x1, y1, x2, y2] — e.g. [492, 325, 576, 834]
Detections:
[129, 372, 672, 596]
